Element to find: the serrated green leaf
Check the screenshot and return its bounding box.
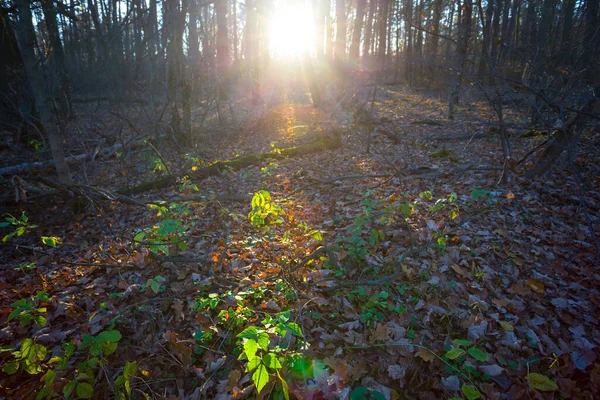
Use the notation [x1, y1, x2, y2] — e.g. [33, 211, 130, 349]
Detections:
[246, 356, 262, 372]
[257, 332, 270, 351]
[527, 373, 558, 391]
[263, 353, 282, 369]
[285, 322, 303, 338]
[445, 348, 466, 360]
[461, 384, 481, 400]
[76, 382, 94, 398]
[253, 364, 269, 393]
[467, 347, 489, 361]
[244, 339, 258, 360]
[277, 311, 291, 323]
[452, 339, 473, 347]
[237, 326, 259, 339]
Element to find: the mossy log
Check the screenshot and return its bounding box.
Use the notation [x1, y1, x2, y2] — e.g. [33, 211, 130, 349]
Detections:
[118, 135, 342, 195]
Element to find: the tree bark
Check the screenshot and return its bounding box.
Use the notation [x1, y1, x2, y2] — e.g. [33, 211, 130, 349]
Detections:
[350, 0, 367, 62]
[15, 0, 72, 185]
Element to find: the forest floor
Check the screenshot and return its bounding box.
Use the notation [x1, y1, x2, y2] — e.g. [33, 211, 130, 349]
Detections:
[1, 80, 600, 400]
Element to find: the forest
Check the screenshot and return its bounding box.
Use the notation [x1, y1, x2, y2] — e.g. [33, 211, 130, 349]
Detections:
[0, 0, 599, 398]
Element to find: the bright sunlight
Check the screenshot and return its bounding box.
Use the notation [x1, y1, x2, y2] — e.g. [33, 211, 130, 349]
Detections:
[268, 1, 315, 58]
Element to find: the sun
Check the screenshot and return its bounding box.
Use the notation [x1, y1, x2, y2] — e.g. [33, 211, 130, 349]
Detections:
[268, 1, 315, 59]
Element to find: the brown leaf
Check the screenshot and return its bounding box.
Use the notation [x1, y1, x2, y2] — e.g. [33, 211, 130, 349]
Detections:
[527, 278, 546, 294]
[418, 347, 435, 362]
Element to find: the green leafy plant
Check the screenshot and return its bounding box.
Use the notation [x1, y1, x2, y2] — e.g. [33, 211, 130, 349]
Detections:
[134, 202, 191, 254]
[15, 262, 37, 273]
[114, 361, 138, 398]
[8, 291, 50, 327]
[347, 288, 406, 327]
[2, 338, 48, 375]
[248, 190, 284, 229]
[236, 311, 304, 395]
[142, 275, 166, 294]
[0, 212, 38, 242]
[442, 339, 490, 399]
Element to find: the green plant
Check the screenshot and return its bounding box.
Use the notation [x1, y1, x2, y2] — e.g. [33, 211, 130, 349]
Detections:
[15, 262, 37, 273]
[248, 190, 284, 229]
[113, 361, 138, 398]
[142, 275, 167, 294]
[237, 311, 304, 395]
[260, 161, 279, 178]
[134, 202, 191, 254]
[8, 291, 50, 327]
[350, 386, 386, 400]
[0, 212, 38, 242]
[347, 288, 406, 327]
[443, 339, 490, 399]
[2, 338, 48, 375]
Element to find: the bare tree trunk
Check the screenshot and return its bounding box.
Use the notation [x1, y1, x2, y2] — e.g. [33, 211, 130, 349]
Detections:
[215, 0, 229, 98]
[363, 0, 375, 64]
[448, 0, 472, 119]
[377, 0, 389, 73]
[232, 0, 239, 63]
[350, 0, 367, 62]
[405, 0, 413, 82]
[477, 0, 494, 76]
[15, 0, 72, 185]
[41, 0, 73, 119]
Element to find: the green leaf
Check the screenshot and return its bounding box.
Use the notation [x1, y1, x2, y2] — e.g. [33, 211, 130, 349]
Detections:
[278, 372, 290, 400]
[445, 348, 466, 360]
[244, 339, 258, 360]
[452, 339, 473, 347]
[467, 347, 489, 361]
[41, 236, 61, 247]
[96, 330, 121, 343]
[237, 326, 259, 339]
[263, 353, 282, 369]
[499, 321, 514, 331]
[124, 361, 137, 378]
[527, 373, 558, 391]
[246, 356, 262, 372]
[350, 387, 369, 400]
[2, 360, 19, 374]
[63, 381, 76, 399]
[76, 382, 94, 399]
[285, 322, 304, 338]
[253, 364, 269, 393]
[461, 384, 481, 400]
[257, 332, 270, 351]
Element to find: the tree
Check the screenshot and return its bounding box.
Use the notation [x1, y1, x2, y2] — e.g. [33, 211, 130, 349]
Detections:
[14, 0, 72, 185]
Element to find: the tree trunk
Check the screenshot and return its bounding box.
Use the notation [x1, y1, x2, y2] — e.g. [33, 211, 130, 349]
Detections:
[215, 0, 229, 97]
[377, 0, 389, 72]
[363, 0, 375, 63]
[405, 0, 413, 82]
[448, 0, 472, 119]
[477, 0, 494, 76]
[15, 0, 72, 185]
[350, 0, 367, 62]
[42, 0, 73, 118]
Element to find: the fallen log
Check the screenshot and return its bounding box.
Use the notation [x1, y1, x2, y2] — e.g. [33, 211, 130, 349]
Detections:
[118, 135, 342, 195]
[0, 139, 144, 177]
